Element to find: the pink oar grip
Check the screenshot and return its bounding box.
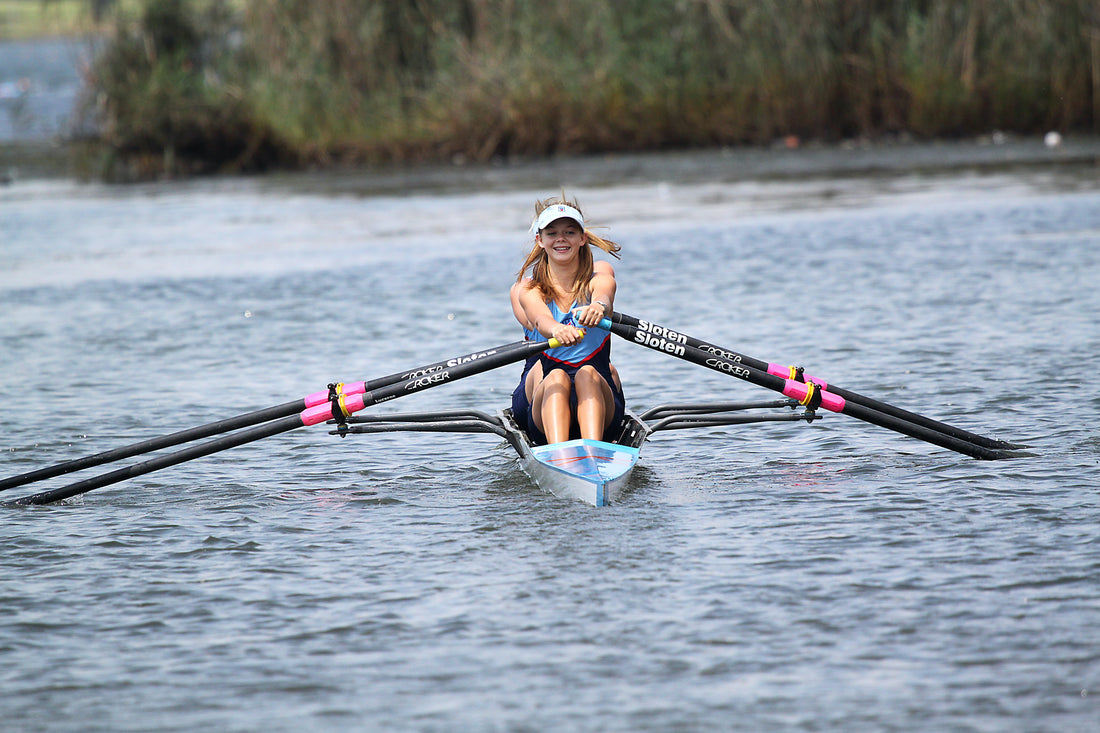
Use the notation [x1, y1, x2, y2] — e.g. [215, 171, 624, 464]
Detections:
[303, 381, 367, 408]
[301, 403, 332, 426]
[767, 363, 792, 379]
[300, 393, 368, 426]
[818, 390, 845, 411]
[781, 380, 846, 412]
[303, 390, 328, 408]
[767, 363, 828, 390]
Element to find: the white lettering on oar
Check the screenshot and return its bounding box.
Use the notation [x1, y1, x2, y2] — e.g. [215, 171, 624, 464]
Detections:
[636, 320, 688, 343]
[634, 329, 686, 355]
[700, 344, 742, 363]
[402, 365, 444, 380]
[407, 371, 450, 391]
[446, 349, 498, 367]
[706, 358, 751, 378]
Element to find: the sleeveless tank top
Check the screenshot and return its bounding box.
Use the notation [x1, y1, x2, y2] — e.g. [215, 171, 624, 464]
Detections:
[541, 300, 612, 368]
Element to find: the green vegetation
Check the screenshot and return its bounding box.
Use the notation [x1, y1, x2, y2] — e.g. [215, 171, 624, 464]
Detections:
[0, 0, 153, 39]
[0, 0, 93, 38]
[67, 0, 1100, 179]
[87, 0, 288, 178]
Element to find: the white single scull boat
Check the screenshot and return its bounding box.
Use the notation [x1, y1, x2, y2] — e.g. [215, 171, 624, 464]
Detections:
[500, 408, 648, 506]
[337, 399, 818, 506]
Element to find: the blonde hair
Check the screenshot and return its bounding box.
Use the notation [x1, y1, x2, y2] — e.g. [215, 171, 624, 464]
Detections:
[516, 193, 621, 306]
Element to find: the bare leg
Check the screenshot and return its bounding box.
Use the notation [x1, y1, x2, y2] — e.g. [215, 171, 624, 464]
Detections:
[574, 365, 615, 440]
[532, 369, 574, 444]
[524, 360, 544, 401]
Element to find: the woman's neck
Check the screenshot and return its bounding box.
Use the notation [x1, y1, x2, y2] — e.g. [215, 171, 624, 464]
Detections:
[546, 260, 580, 304]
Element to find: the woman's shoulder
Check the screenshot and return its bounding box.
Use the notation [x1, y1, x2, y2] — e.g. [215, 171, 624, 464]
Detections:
[593, 260, 616, 277]
[515, 276, 539, 296]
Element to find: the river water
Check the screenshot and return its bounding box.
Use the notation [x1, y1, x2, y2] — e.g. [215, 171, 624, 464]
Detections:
[2, 147, 1099, 731]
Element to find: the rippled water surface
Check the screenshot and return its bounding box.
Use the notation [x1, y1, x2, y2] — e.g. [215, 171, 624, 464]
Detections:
[2, 150, 1099, 732]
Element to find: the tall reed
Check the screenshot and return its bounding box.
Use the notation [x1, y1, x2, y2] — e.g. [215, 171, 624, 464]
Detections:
[85, 0, 1100, 177]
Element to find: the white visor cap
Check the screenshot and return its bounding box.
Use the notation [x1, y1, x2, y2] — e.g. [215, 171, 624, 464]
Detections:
[531, 204, 584, 235]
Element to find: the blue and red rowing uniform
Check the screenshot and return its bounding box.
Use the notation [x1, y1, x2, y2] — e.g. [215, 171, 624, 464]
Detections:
[511, 300, 626, 445]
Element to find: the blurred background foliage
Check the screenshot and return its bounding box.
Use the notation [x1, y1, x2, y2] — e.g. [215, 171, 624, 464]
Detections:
[23, 0, 1100, 178]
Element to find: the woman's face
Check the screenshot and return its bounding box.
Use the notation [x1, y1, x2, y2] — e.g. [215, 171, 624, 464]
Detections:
[537, 218, 586, 263]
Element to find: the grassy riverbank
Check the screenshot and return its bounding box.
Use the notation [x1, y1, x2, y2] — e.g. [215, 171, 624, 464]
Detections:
[23, 0, 1100, 180]
[0, 0, 135, 38]
[0, 0, 88, 38]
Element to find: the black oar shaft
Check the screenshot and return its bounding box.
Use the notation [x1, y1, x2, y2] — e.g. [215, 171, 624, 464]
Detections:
[612, 312, 1021, 451]
[6, 338, 551, 506]
[0, 342, 530, 493]
[7, 416, 304, 506]
[804, 383, 1021, 449]
[0, 399, 305, 492]
[604, 318, 1014, 460]
[836, 400, 1013, 459]
[360, 341, 526, 392]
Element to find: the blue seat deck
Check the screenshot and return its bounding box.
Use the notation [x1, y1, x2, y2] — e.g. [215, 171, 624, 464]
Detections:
[529, 439, 639, 486]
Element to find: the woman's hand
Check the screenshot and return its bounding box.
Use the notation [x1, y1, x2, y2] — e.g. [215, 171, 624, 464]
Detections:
[574, 301, 608, 328]
[550, 322, 584, 346]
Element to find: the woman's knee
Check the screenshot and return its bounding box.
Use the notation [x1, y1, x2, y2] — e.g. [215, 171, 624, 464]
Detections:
[543, 369, 572, 389]
[574, 366, 611, 399]
[534, 368, 572, 402]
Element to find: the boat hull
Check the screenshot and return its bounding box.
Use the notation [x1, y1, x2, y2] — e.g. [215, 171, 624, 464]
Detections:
[519, 438, 639, 506]
[499, 410, 647, 506]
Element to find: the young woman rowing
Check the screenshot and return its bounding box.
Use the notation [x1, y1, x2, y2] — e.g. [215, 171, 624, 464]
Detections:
[510, 195, 625, 445]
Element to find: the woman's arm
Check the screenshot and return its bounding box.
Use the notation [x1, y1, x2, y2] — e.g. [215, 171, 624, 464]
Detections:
[516, 280, 584, 346]
[576, 263, 617, 327]
[510, 281, 532, 330]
